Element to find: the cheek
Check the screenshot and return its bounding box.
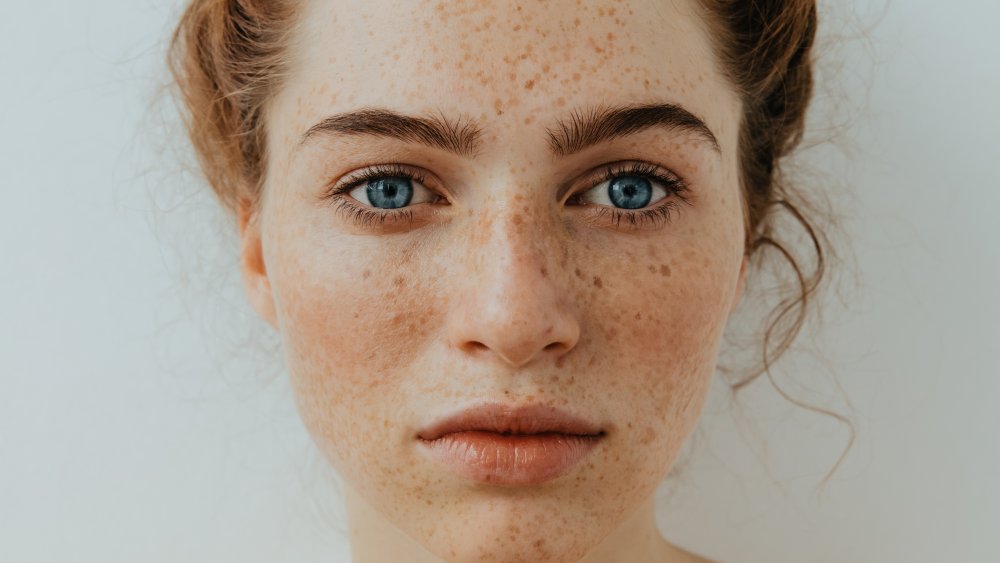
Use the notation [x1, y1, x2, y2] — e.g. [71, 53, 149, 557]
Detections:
[268, 233, 435, 476]
[582, 242, 732, 468]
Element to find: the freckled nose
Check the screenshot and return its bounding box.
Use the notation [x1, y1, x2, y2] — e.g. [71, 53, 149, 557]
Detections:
[446, 206, 580, 369]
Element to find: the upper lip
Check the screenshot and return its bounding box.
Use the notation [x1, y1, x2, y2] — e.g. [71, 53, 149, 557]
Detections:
[416, 402, 605, 441]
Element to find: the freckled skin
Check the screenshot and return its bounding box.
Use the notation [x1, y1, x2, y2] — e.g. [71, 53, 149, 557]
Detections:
[241, 0, 747, 562]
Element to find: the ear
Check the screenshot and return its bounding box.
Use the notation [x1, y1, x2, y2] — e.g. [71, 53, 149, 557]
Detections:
[238, 203, 278, 329]
[730, 253, 748, 314]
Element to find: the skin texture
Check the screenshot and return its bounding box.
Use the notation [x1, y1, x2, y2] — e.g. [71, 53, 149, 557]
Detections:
[239, 0, 746, 561]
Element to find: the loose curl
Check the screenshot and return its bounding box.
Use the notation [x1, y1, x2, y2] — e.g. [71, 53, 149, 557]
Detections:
[169, 0, 853, 483]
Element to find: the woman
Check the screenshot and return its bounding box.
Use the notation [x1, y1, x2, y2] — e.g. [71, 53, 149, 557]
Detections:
[169, 0, 833, 561]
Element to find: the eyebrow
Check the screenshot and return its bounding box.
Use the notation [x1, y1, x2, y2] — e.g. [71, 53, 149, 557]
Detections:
[546, 103, 721, 156]
[299, 108, 483, 157]
[298, 102, 720, 158]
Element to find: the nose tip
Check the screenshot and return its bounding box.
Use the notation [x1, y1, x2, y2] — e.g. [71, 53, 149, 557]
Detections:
[460, 314, 579, 369]
[446, 212, 581, 369]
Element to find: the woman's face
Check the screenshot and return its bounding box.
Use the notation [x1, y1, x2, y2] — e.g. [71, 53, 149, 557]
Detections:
[243, 0, 745, 560]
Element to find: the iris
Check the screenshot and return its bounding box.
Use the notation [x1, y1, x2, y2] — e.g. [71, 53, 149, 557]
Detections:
[608, 176, 653, 209]
[366, 177, 413, 209]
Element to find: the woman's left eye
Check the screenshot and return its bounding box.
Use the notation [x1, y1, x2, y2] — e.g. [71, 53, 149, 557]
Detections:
[568, 162, 691, 230]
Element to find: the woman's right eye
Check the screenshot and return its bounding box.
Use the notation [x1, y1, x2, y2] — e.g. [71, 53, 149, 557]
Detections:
[321, 165, 441, 228]
[344, 175, 438, 210]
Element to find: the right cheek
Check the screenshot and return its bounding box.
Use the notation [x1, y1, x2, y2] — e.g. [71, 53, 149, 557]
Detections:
[270, 241, 440, 397]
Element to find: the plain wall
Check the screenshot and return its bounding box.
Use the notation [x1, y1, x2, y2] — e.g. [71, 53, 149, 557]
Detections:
[1, 1, 997, 561]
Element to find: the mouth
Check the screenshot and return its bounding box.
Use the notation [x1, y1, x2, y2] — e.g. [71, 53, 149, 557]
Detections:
[415, 402, 606, 486]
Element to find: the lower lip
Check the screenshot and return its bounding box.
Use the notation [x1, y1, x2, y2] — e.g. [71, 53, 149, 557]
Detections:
[417, 431, 603, 486]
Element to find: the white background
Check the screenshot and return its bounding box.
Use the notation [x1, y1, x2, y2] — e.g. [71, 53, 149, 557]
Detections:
[2, 1, 998, 561]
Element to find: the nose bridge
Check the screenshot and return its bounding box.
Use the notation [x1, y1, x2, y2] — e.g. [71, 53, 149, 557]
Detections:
[447, 192, 579, 369]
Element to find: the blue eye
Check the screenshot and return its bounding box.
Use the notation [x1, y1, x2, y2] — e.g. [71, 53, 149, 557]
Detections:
[569, 162, 691, 230]
[607, 175, 653, 209]
[365, 177, 414, 209]
[322, 161, 689, 231]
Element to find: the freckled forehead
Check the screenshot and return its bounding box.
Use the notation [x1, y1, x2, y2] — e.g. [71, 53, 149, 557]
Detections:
[280, 0, 736, 140]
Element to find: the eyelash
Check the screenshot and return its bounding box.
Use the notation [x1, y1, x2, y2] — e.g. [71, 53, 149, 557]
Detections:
[320, 161, 691, 230]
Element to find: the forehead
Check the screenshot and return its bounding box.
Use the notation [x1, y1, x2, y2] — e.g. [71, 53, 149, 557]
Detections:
[277, 0, 738, 148]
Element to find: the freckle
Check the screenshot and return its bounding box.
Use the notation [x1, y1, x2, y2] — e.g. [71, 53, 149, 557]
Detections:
[575, 267, 584, 279]
[592, 276, 603, 288]
[524, 79, 535, 90]
[572, 72, 581, 82]
[494, 98, 504, 116]
[363, 269, 371, 279]
[394, 276, 405, 286]
[660, 264, 672, 277]
[512, 214, 523, 225]
[640, 426, 656, 445]
[540, 266, 548, 277]
[524, 115, 534, 125]
[647, 264, 656, 274]
[635, 312, 642, 320]
[555, 97, 566, 107]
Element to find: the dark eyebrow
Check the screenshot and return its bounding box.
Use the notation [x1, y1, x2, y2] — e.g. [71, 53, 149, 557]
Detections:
[299, 107, 483, 157]
[298, 103, 719, 159]
[546, 103, 721, 157]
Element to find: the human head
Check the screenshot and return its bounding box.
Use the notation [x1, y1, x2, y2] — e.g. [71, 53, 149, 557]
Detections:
[170, 0, 822, 561]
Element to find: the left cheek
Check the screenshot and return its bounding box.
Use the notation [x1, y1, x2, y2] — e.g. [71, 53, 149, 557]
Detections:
[604, 253, 732, 451]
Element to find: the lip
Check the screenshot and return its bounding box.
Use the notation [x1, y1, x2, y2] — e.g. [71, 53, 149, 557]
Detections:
[416, 402, 605, 486]
[416, 402, 604, 440]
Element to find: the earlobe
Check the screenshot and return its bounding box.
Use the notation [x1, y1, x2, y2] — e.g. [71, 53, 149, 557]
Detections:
[238, 204, 278, 329]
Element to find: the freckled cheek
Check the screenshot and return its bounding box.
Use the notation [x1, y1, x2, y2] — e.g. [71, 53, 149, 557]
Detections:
[598, 266, 730, 462]
[269, 251, 433, 472]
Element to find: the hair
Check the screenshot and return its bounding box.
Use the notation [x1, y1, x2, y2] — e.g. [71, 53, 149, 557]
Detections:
[168, 0, 853, 482]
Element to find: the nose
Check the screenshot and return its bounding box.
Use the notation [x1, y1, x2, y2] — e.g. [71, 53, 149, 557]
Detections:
[445, 202, 581, 369]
